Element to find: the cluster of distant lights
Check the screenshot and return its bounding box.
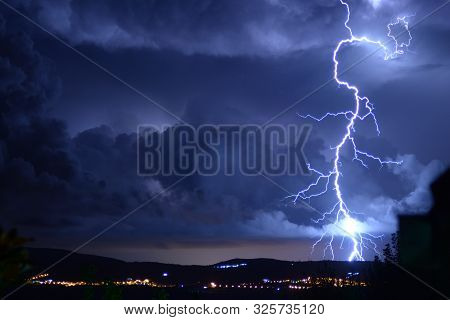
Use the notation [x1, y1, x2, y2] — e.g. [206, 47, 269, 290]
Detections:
[29, 273, 49, 281]
[214, 263, 247, 269]
[29, 270, 366, 290]
[206, 273, 366, 290]
[28, 274, 169, 288]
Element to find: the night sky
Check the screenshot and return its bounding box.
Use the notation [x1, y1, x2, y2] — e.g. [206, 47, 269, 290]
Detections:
[1, 0, 449, 264]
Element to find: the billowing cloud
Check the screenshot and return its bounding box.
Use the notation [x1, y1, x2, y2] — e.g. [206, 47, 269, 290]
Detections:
[0, 0, 449, 263]
[8, 0, 435, 56]
[10, 0, 340, 55]
[241, 210, 323, 238]
[392, 154, 445, 212]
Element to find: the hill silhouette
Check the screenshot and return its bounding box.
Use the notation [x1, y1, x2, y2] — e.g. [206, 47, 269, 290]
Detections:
[25, 247, 373, 285]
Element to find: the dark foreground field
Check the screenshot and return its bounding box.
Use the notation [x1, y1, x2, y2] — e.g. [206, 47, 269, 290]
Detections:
[7, 283, 444, 300]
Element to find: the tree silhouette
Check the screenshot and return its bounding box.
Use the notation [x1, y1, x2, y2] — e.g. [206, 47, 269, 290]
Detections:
[380, 232, 401, 290]
[382, 232, 399, 264]
[382, 243, 393, 263]
[0, 227, 30, 294]
[390, 232, 399, 263]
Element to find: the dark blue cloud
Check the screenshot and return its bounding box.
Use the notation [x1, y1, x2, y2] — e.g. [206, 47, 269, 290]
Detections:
[0, 0, 448, 263]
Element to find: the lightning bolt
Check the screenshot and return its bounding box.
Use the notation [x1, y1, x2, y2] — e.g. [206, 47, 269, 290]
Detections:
[288, 0, 412, 261]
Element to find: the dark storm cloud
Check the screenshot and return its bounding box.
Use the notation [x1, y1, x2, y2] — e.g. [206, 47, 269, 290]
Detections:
[0, 15, 146, 226]
[11, 0, 449, 56]
[1, 0, 449, 262]
[11, 0, 343, 55]
[0, 15, 326, 244]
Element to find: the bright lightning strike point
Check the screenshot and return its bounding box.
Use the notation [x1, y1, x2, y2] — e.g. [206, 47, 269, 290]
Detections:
[341, 217, 358, 236]
[289, 0, 412, 261]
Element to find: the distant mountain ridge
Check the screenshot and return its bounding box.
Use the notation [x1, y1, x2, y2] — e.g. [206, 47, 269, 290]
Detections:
[25, 247, 374, 284]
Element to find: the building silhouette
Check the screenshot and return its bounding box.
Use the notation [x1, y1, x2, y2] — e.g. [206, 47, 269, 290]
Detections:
[398, 169, 449, 296]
